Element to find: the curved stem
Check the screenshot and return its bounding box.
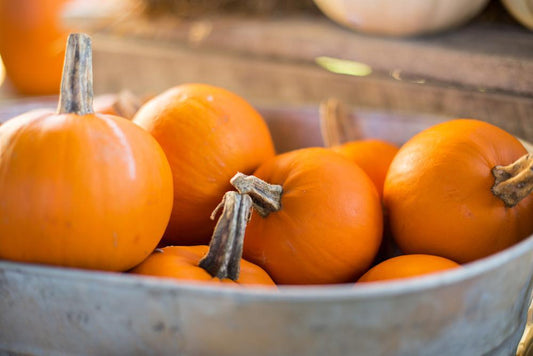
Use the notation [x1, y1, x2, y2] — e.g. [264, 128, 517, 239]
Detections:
[198, 192, 253, 280]
[492, 153, 533, 207]
[319, 98, 362, 147]
[57, 33, 94, 115]
[231, 172, 283, 218]
[112, 90, 142, 119]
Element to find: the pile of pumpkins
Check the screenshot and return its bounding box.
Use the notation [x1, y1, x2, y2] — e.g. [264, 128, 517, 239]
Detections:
[0, 33, 532, 288]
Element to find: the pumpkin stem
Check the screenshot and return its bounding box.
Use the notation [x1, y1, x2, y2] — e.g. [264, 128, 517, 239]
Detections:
[112, 90, 142, 119]
[198, 191, 253, 280]
[230, 172, 283, 217]
[492, 153, 533, 207]
[319, 98, 363, 147]
[58, 33, 94, 116]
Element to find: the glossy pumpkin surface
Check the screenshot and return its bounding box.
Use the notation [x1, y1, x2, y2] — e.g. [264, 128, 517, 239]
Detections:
[384, 119, 533, 263]
[0, 110, 174, 271]
[131, 246, 275, 287]
[241, 147, 383, 285]
[332, 139, 399, 198]
[358, 254, 460, 283]
[0, 33, 174, 272]
[0, 0, 69, 95]
[133, 84, 275, 246]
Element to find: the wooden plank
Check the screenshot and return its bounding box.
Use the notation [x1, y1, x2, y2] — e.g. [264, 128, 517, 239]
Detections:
[79, 14, 533, 96]
[90, 34, 533, 141]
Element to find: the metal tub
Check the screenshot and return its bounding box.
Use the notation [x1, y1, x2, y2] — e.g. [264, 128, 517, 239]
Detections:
[0, 102, 532, 356]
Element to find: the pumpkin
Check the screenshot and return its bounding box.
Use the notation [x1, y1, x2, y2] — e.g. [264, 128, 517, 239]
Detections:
[0, 33, 173, 271]
[319, 98, 399, 199]
[131, 192, 275, 287]
[313, 0, 490, 36]
[0, 0, 69, 95]
[231, 147, 383, 285]
[358, 254, 460, 283]
[133, 83, 275, 246]
[501, 0, 533, 30]
[384, 119, 533, 263]
[332, 140, 399, 199]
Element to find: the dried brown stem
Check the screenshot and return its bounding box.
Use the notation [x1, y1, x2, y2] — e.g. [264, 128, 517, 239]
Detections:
[111, 90, 142, 119]
[230, 172, 283, 218]
[198, 191, 253, 280]
[58, 33, 94, 116]
[492, 153, 533, 207]
[319, 98, 363, 148]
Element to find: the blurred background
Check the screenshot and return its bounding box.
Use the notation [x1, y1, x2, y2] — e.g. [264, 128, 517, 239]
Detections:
[0, 0, 531, 139]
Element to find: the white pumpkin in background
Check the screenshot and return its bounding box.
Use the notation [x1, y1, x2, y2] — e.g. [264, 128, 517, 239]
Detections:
[313, 0, 491, 36]
[501, 0, 533, 29]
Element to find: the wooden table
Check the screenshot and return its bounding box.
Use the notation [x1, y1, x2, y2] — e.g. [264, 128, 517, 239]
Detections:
[2, 10, 532, 141]
[60, 10, 532, 141]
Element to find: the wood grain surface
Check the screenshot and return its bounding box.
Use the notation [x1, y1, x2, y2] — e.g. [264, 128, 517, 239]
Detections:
[87, 34, 533, 142]
[69, 13, 533, 96]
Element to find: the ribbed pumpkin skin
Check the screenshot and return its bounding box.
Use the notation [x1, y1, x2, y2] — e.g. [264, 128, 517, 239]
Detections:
[358, 254, 460, 283]
[384, 119, 533, 263]
[0, 110, 174, 272]
[0, 0, 68, 95]
[242, 148, 383, 285]
[133, 84, 275, 246]
[131, 246, 276, 287]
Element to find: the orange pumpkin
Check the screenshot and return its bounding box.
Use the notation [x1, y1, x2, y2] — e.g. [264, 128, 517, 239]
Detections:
[231, 147, 383, 285]
[358, 254, 460, 283]
[384, 119, 533, 263]
[332, 139, 399, 198]
[133, 83, 275, 246]
[0, 34, 173, 271]
[131, 192, 275, 287]
[319, 99, 399, 199]
[0, 0, 69, 95]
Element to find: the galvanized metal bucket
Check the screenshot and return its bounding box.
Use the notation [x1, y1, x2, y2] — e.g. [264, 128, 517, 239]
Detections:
[0, 101, 532, 356]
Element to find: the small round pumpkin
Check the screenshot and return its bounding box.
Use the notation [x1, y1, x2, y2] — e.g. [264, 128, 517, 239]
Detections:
[384, 119, 533, 263]
[0, 34, 173, 271]
[131, 245, 275, 287]
[231, 147, 383, 285]
[131, 192, 275, 287]
[133, 84, 275, 246]
[319, 98, 399, 199]
[332, 139, 399, 198]
[358, 254, 460, 283]
[0, 0, 69, 95]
